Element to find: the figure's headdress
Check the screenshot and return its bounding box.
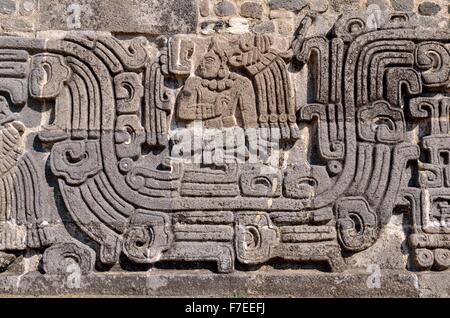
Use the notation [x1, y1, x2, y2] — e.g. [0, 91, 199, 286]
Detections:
[208, 38, 229, 79]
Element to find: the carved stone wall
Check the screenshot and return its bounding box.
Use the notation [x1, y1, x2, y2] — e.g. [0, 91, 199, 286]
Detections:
[0, 0, 449, 297]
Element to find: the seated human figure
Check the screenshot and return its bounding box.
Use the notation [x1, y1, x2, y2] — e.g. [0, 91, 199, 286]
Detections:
[176, 42, 258, 130]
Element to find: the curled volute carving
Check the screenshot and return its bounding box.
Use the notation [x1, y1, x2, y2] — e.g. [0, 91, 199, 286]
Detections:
[0, 7, 447, 279]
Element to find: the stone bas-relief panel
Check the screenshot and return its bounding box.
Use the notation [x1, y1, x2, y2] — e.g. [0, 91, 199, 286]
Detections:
[0, 6, 449, 278]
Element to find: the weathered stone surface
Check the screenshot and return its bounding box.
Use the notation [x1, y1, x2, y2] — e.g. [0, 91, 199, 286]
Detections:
[275, 18, 296, 34]
[367, 0, 387, 10]
[309, 0, 329, 12]
[269, 0, 308, 10]
[0, 0, 448, 298]
[240, 2, 263, 19]
[0, 269, 448, 298]
[0, 0, 15, 14]
[252, 20, 276, 33]
[215, 0, 237, 17]
[0, 253, 15, 271]
[227, 17, 250, 33]
[0, 270, 425, 297]
[36, 0, 198, 34]
[329, 0, 362, 11]
[418, 2, 442, 15]
[200, 0, 211, 17]
[390, 0, 414, 11]
[43, 242, 96, 275]
[21, 0, 37, 14]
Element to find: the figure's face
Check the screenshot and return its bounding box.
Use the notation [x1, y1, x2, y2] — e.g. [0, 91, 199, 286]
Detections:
[0, 97, 14, 125]
[196, 51, 221, 79]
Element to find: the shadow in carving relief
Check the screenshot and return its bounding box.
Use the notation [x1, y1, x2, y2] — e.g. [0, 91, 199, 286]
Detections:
[0, 9, 447, 275]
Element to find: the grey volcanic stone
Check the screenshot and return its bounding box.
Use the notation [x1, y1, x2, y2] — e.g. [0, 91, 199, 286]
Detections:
[19, 0, 38, 15]
[390, 0, 414, 11]
[269, 0, 308, 11]
[0, 0, 15, 14]
[253, 20, 276, 33]
[367, 0, 387, 10]
[200, 20, 228, 34]
[330, 0, 361, 11]
[200, 0, 210, 17]
[241, 2, 263, 19]
[1, 0, 450, 299]
[309, 0, 329, 12]
[36, 0, 198, 34]
[418, 2, 442, 15]
[0, 253, 15, 271]
[215, 0, 237, 17]
[0, 270, 423, 297]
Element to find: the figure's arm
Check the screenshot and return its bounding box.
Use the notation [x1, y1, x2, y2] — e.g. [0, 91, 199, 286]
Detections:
[176, 79, 200, 122]
[237, 78, 258, 129]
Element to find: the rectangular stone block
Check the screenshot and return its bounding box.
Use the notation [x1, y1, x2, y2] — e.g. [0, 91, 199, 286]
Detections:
[0, 270, 422, 297]
[36, 0, 198, 34]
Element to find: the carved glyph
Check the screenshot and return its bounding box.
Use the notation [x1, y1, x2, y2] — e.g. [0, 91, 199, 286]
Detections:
[0, 9, 447, 276]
